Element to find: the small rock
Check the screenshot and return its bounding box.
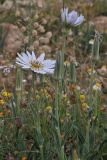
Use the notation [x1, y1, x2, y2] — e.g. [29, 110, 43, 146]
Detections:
[40, 45, 51, 53]
[45, 32, 52, 39]
[20, 26, 26, 33]
[23, 36, 29, 44]
[0, 23, 24, 55]
[39, 37, 50, 45]
[0, 0, 13, 12]
[32, 30, 38, 37]
[38, 25, 45, 33]
[94, 16, 107, 33]
[41, 18, 47, 25]
[33, 40, 40, 48]
[33, 22, 39, 29]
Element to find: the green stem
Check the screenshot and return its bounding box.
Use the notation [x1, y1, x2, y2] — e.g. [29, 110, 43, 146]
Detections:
[61, 28, 67, 91]
[86, 120, 90, 152]
[55, 81, 65, 160]
[89, 58, 95, 106]
[40, 145, 44, 160]
[55, 81, 60, 127]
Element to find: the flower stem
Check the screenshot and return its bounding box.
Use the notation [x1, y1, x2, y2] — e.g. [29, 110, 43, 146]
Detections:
[55, 81, 65, 160]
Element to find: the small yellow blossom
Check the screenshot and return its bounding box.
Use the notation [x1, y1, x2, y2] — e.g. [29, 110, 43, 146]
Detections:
[0, 99, 5, 105]
[64, 61, 70, 67]
[81, 103, 89, 111]
[93, 82, 102, 91]
[0, 112, 4, 117]
[1, 90, 12, 98]
[45, 106, 52, 113]
[62, 94, 67, 99]
[62, 94, 68, 102]
[80, 95, 86, 102]
[46, 94, 51, 100]
[66, 113, 70, 117]
[96, 82, 101, 88]
[87, 68, 96, 75]
[66, 113, 71, 121]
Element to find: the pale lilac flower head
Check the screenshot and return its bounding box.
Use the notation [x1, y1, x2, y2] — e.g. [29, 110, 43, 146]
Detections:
[16, 51, 56, 74]
[61, 8, 84, 26]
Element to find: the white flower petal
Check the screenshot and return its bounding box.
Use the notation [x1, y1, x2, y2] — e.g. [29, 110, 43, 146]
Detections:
[74, 15, 84, 26]
[43, 60, 56, 68]
[21, 53, 30, 63]
[32, 51, 36, 61]
[17, 53, 26, 61]
[43, 68, 54, 74]
[16, 57, 28, 65]
[67, 10, 78, 24]
[22, 66, 30, 69]
[33, 69, 46, 74]
[16, 61, 30, 68]
[26, 51, 32, 61]
[16, 53, 29, 65]
[37, 53, 45, 62]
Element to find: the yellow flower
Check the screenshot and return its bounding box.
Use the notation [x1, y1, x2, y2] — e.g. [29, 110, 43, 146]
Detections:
[0, 99, 5, 105]
[81, 103, 89, 111]
[1, 90, 12, 98]
[87, 68, 96, 75]
[62, 94, 67, 99]
[62, 94, 68, 102]
[46, 94, 51, 100]
[45, 106, 52, 113]
[96, 82, 101, 88]
[0, 112, 4, 117]
[80, 95, 86, 102]
[66, 113, 70, 117]
[66, 113, 71, 120]
[93, 82, 102, 91]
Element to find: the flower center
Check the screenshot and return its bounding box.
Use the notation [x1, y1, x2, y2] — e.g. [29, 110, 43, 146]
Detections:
[31, 61, 43, 70]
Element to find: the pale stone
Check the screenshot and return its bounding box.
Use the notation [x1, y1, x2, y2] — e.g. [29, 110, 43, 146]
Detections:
[39, 37, 50, 45]
[0, 23, 24, 55]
